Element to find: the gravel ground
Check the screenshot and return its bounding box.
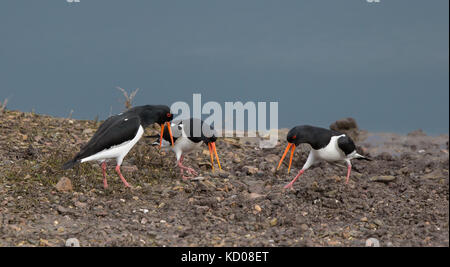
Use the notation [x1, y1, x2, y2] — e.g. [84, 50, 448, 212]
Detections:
[0, 110, 448, 247]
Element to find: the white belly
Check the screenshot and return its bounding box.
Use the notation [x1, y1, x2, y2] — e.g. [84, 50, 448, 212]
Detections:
[312, 135, 345, 162]
[172, 136, 203, 161]
[81, 126, 144, 165]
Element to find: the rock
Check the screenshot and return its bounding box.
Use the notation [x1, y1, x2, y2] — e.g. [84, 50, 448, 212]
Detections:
[264, 154, 280, 163]
[56, 206, 75, 215]
[369, 175, 396, 183]
[39, 239, 51, 247]
[269, 218, 278, 227]
[360, 217, 368, 222]
[243, 166, 258, 175]
[376, 152, 394, 161]
[422, 170, 445, 179]
[65, 238, 80, 247]
[74, 201, 87, 208]
[373, 219, 383, 226]
[330, 117, 359, 141]
[365, 238, 380, 247]
[248, 192, 265, 199]
[55, 177, 73, 192]
[254, 204, 262, 212]
[300, 224, 309, 232]
[82, 128, 94, 135]
[407, 129, 427, 137]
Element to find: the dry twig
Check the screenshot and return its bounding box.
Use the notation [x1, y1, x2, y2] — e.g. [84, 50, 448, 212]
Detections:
[117, 87, 139, 110]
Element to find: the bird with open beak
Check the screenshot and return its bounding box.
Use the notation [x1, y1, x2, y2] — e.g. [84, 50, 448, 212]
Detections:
[277, 125, 371, 189]
[149, 118, 221, 180]
[63, 105, 174, 188]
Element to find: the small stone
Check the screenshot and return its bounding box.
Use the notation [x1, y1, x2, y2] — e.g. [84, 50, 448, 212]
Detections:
[248, 192, 264, 199]
[369, 175, 396, 183]
[270, 218, 278, 227]
[55, 177, 73, 192]
[39, 239, 51, 247]
[243, 166, 258, 175]
[300, 224, 309, 232]
[365, 238, 380, 247]
[233, 157, 241, 164]
[373, 219, 383, 226]
[254, 204, 262, 212]
[74, 201, 87, 208]
[65, 238, 80, 247]
[360, 217, 368, 222]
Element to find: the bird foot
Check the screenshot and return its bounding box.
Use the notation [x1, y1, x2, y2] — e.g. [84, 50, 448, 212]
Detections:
[182, 175, 195, 181]
[284, 183, 294, 190]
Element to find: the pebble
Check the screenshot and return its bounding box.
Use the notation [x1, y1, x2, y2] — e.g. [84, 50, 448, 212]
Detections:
[65, 238, 80, 247]
[55, 177, 73, 192]
[369, 175, 396, 183]
[365, 238, 380, 247]
[254, 204, 262, 212]
[269, 218, 278, 227]
[243, 166, 258, 175]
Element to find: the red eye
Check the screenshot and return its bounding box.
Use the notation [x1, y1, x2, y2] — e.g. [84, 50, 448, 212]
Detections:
[293, 135, 296, 139]
[166, 113, 172, 117]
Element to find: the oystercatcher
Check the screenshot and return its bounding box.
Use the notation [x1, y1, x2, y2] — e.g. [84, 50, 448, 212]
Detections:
[62, 105, 174, 188]
[149, 118, 221, 180]
[276, 125, 370, 189]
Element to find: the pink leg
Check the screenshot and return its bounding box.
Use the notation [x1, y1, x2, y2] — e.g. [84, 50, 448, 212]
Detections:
[177, 155, 198, 180]
[101, 162, 108, 188]
[345, 164, 352, 184]
[115, 165, 131, 187]
[284, 169, 305, 189]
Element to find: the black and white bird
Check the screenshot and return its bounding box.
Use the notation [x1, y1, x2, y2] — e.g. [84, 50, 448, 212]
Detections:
[277, 125, 370, 189]
[150, 118, 221, 180]
[62, 105, 174, 188]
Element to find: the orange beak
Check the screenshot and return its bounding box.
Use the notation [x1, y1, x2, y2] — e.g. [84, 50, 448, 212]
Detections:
[277, 142, 296, 172]
[208, 143, 215, 172]
[159, 122, 174, 148]
[166, 122, 174, 147]
[288, 144, 296, 173]
[208, 142, 222, 171]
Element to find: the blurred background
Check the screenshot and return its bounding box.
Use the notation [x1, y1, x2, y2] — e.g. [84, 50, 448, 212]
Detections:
[0, 0, 448, 134]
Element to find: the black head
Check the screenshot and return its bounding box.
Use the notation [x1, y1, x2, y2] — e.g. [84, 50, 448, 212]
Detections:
[286, 125, 312, 146]
[132, 105, 173, 127]
[153, 105, 174, 125]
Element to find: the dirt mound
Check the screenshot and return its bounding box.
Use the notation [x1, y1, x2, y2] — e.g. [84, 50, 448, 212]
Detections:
[330, 117, 361, 141]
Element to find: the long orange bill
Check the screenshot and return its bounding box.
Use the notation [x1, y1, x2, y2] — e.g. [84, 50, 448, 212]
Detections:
[208, 143, 215, 172]
[288, 144, 296, 173]
[159, 123, 165, 148]
[166, 121, 174, 147]
[277, 143, 292, 171]
[211, 142, 222, 170]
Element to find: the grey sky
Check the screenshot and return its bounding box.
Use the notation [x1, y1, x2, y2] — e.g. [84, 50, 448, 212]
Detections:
[0, 0, 448, 134]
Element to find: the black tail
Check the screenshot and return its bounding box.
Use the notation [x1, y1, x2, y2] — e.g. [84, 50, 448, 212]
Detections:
[62, 158, 80, 170]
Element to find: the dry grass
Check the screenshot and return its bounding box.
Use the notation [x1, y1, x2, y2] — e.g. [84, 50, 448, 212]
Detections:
[116, 87, 139, 110]
[0, 98, 8, 114]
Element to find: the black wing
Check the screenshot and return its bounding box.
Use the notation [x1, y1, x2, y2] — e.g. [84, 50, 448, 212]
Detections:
[73, 116, 141, 161]
[337, 135, 356, 155]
